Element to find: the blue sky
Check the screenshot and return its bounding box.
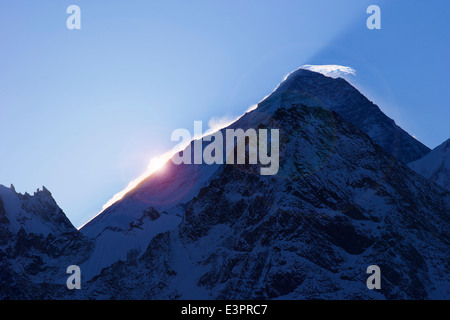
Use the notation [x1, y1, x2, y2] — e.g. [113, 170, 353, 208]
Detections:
[0, 0, 449, 228]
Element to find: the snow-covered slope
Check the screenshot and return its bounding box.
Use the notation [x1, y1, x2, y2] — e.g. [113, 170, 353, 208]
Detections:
[409, 138, 450, 191]
[81, 104, 449, 300]
[79, 160, 222, 279]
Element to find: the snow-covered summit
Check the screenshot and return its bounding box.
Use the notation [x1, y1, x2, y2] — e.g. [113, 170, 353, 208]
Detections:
[258, 66, 430, 164]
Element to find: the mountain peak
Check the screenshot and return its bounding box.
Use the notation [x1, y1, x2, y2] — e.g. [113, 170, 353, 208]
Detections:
[273, 64, 355, 94]
[271, 66, 347, 96]
[258, 64, 430, 164]
[33, 185, 52, 197]
[0, 184, 74, 235]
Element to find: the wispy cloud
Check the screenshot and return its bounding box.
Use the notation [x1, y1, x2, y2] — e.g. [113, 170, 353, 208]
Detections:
[300, 64, 356, 78]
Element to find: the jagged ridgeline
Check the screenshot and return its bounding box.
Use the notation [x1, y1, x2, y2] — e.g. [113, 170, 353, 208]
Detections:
[0, 68, 448, 299]
[0, 185, 93, 299]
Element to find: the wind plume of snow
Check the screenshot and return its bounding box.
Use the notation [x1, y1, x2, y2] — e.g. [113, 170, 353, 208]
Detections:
[300, 64, 356, 78]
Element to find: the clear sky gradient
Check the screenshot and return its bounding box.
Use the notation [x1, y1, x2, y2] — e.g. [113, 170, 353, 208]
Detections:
[0, 0, 449, 227]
